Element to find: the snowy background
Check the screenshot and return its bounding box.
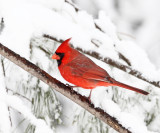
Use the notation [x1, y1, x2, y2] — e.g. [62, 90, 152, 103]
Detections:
[0, 0, 160, 133]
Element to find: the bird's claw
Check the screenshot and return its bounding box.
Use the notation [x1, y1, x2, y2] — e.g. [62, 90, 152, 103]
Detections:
[66, 84, 75, 93]
[66, 83, 71, 87]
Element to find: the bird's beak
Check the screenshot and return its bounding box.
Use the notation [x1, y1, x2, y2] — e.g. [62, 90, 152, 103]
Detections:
[52, 54, 60, 60]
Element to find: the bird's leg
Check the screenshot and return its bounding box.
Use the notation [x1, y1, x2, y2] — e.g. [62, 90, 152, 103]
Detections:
[88, 89, 93, 103]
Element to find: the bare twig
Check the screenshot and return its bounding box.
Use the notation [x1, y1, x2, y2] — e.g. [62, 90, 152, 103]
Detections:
[38, 45, 51, 56]
[43, 34, 160, 88]
[1, 57, 6, 77]
[91, 39, 100, 47]
[94, 23, 105, 33]
[43, 34, 63, 43]
[0, 18, 4, 34]
[65, 0, 79, 12]
[118, 32, 136, 40]
[0, 43, 131, 133]
[118, 53, 131, 66]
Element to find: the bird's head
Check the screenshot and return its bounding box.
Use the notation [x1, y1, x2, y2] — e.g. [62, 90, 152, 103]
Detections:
[52, 38, 72, 66]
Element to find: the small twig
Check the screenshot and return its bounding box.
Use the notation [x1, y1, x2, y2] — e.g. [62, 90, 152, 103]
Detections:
[94, 23, 105, 33]
[38, 46, 51, 56]
[43, 34, 160, 89]
[0, 42, 131, 133]
[43, 34, 63, 43]
[91, 39, 100, 47]
[6, 88, 32, 103]
[118, 53, 131, 66]
[1, 57, 6, 77]
[0, 18, 5, 34]
[65, 0, 79, 12]
[118, 32, 136, 40]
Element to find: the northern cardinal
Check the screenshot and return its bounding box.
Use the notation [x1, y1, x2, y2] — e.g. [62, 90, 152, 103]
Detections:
[52, 38, 149, 101]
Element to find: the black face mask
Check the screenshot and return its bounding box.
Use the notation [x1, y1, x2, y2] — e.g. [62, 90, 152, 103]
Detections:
[55, 52, 64, 66]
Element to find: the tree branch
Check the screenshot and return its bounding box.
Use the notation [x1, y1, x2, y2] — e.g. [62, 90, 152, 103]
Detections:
[0, 43, 131, 133]
[43, 34, 160, 88]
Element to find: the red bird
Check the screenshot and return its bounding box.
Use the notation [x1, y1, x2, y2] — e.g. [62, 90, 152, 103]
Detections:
[52, 38, 149, 101]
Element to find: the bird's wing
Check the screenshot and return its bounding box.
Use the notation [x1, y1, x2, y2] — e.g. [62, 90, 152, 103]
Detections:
[65, 54, 110, 81]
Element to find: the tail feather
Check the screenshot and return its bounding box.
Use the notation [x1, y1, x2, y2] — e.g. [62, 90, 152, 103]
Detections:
[112, 80, 149, 95]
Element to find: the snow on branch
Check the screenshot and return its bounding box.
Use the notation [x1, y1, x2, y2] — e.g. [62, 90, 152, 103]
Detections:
[0, 43, 131, 133]
[43, 34, 160, 89]
[65, 0, 105, 33]
[6, 95, 53, 133]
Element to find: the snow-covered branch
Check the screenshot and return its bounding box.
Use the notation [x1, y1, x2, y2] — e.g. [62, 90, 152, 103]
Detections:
[7, 95, 53, 133]
[0, 42, 132, 133]
[43, 34, 160, 89]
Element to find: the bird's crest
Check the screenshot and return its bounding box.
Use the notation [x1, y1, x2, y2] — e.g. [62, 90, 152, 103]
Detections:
[56, 38, 72, 53]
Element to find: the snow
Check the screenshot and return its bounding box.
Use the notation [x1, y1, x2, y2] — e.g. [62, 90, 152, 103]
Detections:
[0, 63, 11, 133]
[0, 0, 160, 133]
[95, 11, 118, 42]
[116, 40, 160, 81]
[30, 0, 64, 10]
[0, 60, 53, 133]
[148, 115, 160, 132]
[6, 95, 53, 133]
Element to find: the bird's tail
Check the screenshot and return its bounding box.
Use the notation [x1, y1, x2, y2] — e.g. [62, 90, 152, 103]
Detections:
[112, 80, 149, 95]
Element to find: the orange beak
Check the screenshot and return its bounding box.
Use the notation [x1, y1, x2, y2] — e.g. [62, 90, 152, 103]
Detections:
[52, 54, 60, 60]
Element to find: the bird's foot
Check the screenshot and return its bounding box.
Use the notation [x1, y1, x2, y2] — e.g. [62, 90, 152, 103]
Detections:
[87, 89, 93, 103]
[66, 83, 71, 87]
[66, 84, 80, 93]
[66, 84, 74, 93]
